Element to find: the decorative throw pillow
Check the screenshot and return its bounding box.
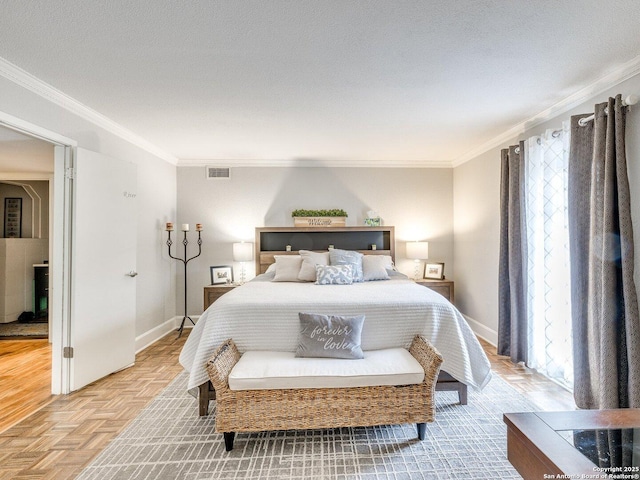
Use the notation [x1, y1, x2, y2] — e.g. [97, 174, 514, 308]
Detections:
[362, 255, 390, 281]
[298, 250, 331, 282]
[315, 264, 354, 285]
[296, 312, 365, 359]
[272, 255, 303, 282]
[329, 249, 364, 282]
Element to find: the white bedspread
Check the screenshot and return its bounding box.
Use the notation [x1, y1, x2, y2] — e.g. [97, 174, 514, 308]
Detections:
[179, 277, 492, 391]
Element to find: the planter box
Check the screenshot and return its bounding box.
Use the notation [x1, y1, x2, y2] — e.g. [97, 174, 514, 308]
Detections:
[293, 216, 347, 227]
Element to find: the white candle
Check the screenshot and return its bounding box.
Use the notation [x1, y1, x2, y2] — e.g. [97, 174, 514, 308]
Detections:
[166, 222, 174, 231]
[181, 223, 190, 232]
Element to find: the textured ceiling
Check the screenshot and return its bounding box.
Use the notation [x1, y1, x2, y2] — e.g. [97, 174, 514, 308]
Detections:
[0, 1, 639, 166]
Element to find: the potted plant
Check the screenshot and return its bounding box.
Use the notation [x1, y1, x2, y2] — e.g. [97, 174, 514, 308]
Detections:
[291, 209, 348, 227]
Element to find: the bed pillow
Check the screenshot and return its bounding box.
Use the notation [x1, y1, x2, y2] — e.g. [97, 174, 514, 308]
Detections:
[315, 264, 354, 285]
[272, 255, 303, 282]
[378, 255, 395, 270]
[362, 255, 391, 281]
[298, 250, 331, 282]
[296, 312, 365, 359]
[329, 249, 364, 282]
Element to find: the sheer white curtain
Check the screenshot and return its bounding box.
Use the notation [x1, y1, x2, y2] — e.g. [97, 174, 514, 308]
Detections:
[524, 125, 573, 388]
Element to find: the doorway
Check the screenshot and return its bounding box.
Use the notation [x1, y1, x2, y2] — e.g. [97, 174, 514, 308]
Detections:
[0, 123, 56, 432]
[0, 111, 139, 400]
[0, 180, 51, 336]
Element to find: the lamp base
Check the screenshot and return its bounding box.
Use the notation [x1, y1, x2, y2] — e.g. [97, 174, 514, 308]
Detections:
[239, 262, 246, 285]
[414, 260, 422, 281]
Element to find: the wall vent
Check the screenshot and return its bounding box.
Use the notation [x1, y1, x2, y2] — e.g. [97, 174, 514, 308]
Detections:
[206, 166, 231, 179]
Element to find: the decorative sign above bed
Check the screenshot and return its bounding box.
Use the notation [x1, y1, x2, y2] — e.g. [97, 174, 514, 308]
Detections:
[294, 216, 347, 227]
[291, 209, 348, 227]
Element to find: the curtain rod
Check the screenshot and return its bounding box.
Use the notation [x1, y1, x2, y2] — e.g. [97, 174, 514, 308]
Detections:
[514, 128, 563, 153]
[512, 93, 637, 154]
[577, 94, 638, 126]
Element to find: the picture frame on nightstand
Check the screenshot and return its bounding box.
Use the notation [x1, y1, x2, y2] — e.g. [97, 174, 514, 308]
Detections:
[210, 265, 234, 285]
[424, 262, 445, 280]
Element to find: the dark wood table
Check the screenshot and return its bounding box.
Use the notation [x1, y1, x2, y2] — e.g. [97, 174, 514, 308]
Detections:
[503, 409, 640, 479]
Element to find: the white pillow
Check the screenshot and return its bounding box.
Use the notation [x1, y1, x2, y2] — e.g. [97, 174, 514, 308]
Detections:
[378, 255, 395, 269]
[272, 255, 303, 282]
[298, 250, 331, 282]
[362, 255, 391, 281]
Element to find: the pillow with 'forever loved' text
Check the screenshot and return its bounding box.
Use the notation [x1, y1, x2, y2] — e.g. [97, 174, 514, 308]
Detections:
[295, 312, 365, 359]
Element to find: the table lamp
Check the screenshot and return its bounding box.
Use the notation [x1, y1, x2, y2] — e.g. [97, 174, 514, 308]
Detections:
[406, 241, 429, 280]
[233, 241, 254, 284]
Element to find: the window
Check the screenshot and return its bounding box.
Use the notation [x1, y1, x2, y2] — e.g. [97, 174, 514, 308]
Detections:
[523, 125, 573, 388]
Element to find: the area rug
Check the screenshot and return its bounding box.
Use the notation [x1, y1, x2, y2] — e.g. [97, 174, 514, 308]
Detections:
[0, 321, 48, 338]
[76, 372, 534, 480]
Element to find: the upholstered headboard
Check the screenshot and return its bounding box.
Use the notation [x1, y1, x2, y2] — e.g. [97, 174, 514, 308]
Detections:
[254, 226, 395, 274]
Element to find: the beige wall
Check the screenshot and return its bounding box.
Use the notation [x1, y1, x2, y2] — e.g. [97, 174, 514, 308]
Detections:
[453, 149, 502, 342]
[177, 166, 453, 315]
[0, 181, 49, 239]
[453, 72, 640, 345]
[0, 238, 47, 322]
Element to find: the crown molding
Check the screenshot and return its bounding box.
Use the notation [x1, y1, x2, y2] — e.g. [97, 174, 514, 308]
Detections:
[0, 56, 178, 165]
[177, 157, 452, 168]
[452, 54, 640, 167]
[6, 51, 637, 171]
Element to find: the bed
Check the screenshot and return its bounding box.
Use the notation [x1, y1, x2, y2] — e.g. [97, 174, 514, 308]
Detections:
[179, 226, 492, 415]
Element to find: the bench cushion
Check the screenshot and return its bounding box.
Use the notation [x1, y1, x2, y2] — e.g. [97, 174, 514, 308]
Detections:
[228, 348, 425, 390]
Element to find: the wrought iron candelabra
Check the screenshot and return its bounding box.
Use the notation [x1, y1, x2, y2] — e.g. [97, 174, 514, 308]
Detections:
[166, 222, 203, 337]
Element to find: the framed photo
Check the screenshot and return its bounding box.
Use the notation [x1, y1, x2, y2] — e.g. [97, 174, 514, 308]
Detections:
[424, 262, 445, 280]
[4, 197, 22, 238]
[210, 265, 234, 285]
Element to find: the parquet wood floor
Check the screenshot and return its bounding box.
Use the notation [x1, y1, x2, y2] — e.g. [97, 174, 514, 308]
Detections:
[0, 331, 188, 480]
[0, 339, 53, 434]
[0, 331, 574, 480]
[479, 337, 576, 411]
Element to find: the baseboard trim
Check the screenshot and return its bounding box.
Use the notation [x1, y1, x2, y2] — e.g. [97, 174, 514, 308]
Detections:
[134, 315, 201, 353]
[135, 318, 176, 353]
[463, 314, 497, 346]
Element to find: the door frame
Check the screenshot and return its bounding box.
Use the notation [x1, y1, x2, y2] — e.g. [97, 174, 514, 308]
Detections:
[0, 110, 77, 394]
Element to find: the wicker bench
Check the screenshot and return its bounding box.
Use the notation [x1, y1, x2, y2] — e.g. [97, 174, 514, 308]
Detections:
[206, 335, 443, 451]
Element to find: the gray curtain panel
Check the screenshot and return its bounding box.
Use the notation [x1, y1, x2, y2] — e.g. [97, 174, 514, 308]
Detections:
[568, 94, 640, 409]
[498, 141, 528, 363]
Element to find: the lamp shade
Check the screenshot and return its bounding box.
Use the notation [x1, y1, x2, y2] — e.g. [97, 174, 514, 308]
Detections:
[406, 241, 429, 260]
[233, 242, 254, 262]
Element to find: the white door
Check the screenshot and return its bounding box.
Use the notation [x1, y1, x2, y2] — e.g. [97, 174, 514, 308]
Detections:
[70, 147, 137, 391]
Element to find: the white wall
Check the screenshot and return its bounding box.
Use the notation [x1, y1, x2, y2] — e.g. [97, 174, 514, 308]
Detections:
[0, 76, 177, 341]
[177, 166, 453, 315]
[453, 72, 640, 345]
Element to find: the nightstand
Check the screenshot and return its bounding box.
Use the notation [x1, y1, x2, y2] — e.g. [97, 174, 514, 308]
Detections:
[204, 284, 237, 310]
[415, 279, 454, 303]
